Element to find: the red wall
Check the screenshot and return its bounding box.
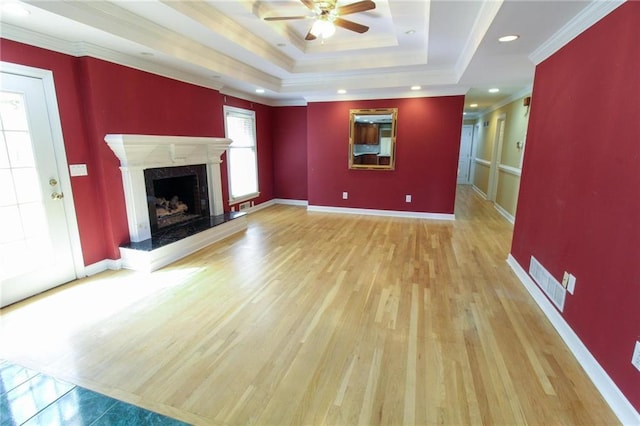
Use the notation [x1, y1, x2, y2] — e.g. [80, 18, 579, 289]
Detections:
[307, 97, 464, 212]
[1, 41, 276, 263]
[273, 106, 308, 200]
[511, 2, 640, 410]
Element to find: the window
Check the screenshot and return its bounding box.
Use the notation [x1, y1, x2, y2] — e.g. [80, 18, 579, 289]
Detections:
[223, 106, 259, 202]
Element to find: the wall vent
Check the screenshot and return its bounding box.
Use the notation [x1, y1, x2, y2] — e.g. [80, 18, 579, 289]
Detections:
[239, 201, 252, 211]
[529, 256, 566, 311]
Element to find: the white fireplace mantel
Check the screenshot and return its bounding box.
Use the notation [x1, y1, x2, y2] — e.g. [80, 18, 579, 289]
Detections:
[104, 134, 232, 242]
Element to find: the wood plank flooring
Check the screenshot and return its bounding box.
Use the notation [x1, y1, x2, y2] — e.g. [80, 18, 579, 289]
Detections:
[0, 186, 619, 425]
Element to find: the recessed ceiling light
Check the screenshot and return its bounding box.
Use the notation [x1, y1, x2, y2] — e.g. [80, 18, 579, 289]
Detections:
[255, 88, 265, 94]
[337, 89, 347, 94]
[498, 34, 520, 43]
[470, 103, 478, 108]
[405, 29, 416, 35]
[488, 88, 500, 93]
[3, 3, 30, 16]
[410, 85, 421, 91]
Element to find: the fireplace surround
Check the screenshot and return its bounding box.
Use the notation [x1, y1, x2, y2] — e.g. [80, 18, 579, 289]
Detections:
[104, 134, 247, 271]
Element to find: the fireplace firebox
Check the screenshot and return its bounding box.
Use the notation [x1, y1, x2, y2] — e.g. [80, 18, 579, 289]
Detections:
[144, 165, 209, 231]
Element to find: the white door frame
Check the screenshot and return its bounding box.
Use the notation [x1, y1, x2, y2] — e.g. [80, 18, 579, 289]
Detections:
[1, 61, 85, 278]
[469, 122, 480, 186]
[458, 124, 474, 184]
[488, 113, 506, 202]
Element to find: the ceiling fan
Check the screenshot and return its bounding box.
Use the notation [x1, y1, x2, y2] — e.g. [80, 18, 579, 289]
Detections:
[264, 0, 376, 41]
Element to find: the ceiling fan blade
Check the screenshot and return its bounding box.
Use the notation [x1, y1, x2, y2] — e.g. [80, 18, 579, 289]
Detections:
[336, 0, 376, 16]
[300, 0, 316, 11]
[334, 17, 369, 33]
[264, 15, 309, 21]
[305, 29, 317, 40]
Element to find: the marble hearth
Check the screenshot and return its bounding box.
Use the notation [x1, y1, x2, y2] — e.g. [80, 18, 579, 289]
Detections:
[104, 134, 247, 271]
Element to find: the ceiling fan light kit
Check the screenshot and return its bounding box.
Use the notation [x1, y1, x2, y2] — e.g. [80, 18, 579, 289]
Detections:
[265, 0, 376, 41]
[310, 19, 336, 38]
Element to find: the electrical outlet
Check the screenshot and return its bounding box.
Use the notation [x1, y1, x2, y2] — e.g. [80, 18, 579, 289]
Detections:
[561, 271, 570, 288]
[342, 192, 348, 200]
[567, 274, 576, 294]
[632, 341, 640, 372]
[405, 195, 412, 203]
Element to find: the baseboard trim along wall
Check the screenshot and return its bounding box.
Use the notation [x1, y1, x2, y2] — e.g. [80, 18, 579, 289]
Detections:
[506, 254, 640, 425]
[472, 185, 487, 199]
[307, 205, 455, 220]
[84, 258, 122, 276]
[273, 198, 308, 206]
[494, 203, 515, 224]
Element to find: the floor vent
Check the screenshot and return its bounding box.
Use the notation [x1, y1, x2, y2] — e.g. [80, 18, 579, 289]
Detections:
[529, 256, 566, 311]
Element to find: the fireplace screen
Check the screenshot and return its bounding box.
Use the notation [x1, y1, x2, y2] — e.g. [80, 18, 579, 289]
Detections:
[144, 165, 209, 230]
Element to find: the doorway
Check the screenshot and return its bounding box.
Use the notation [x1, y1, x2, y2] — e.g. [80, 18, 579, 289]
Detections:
[457, 125, 474, 184]
[1, 63, 83, 307]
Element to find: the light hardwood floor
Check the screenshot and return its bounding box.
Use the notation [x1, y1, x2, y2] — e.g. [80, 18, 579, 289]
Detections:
[0, 186, 618, 425]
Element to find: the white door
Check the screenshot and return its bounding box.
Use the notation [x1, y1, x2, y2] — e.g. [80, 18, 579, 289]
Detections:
[457, 125, 473, 184]
[1, 71, 77, 307]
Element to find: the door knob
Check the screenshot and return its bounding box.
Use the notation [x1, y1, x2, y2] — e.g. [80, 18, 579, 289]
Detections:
[51, 192, 64, 200]
[49, 178, 58, 186]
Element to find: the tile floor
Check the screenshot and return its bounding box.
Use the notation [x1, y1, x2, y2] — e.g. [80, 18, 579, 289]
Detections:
[0, 360, 189, 426]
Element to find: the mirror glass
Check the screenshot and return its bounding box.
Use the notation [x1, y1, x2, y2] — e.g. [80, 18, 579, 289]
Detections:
[349, 108, 397, 170]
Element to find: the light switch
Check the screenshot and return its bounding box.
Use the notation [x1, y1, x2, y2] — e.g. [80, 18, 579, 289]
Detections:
[69, 164, 88, 176]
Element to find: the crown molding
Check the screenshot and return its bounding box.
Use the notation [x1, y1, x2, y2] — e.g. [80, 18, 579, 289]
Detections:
[1, 25, 226, 92]
[219, 87, 306, 107]
[1, 23, 78, 57]
[293, 50, 428, 74]
[281, 68, 456, 93]
[304, 85, 468, 103]
[529, 0, 625, 65]
[454, 0, 504, 80]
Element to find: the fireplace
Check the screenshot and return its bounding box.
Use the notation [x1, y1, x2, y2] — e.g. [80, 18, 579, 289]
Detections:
[104, 134, 233, 243]
[144, 165, 209, 230]
[105, 134, 247, 271]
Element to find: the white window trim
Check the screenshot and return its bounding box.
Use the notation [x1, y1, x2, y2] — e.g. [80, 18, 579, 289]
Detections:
[223, 105, 259, 204]
[229, 192, 260, 205]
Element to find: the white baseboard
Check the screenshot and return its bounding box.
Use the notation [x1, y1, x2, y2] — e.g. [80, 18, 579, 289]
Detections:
[245, 199, 276, 213]
[307, 205, 455, 220]
[238, 198, 308, 214]
[83, 258, 122, 276]
[494, 203, 515, 224]
[506, 254, 640, 425]
[472, 185, 487, 199]
[274, 198, 308, 206]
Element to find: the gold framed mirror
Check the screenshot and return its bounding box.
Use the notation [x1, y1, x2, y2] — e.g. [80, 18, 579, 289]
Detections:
[349, 108, 397, 170]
